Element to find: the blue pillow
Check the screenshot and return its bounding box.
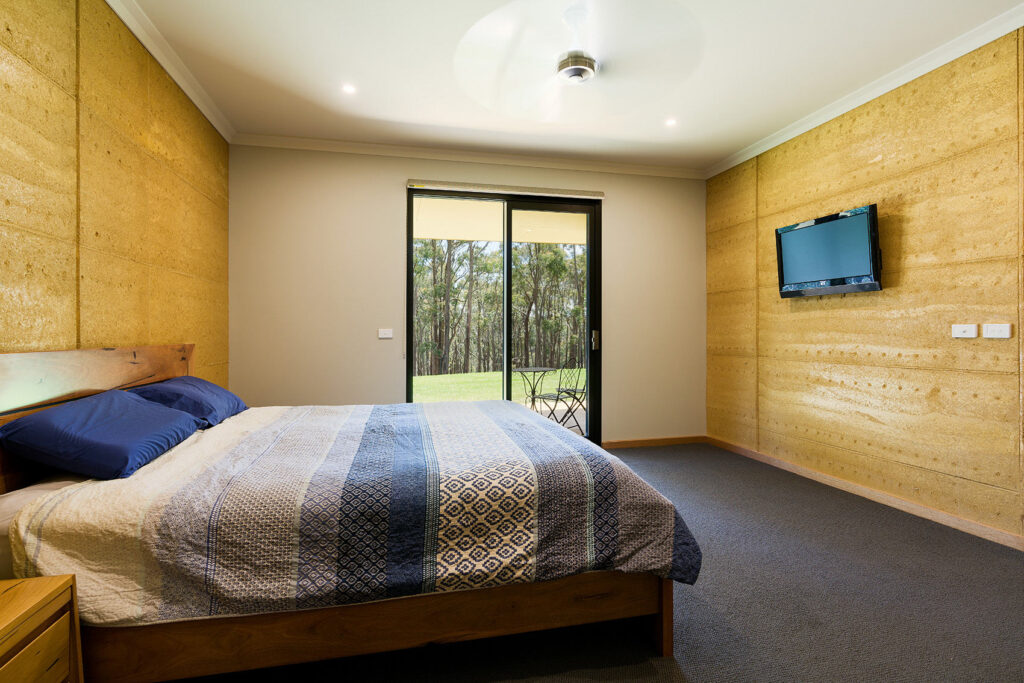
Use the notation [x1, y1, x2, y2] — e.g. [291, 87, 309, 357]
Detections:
[129, 376, 246, 428]
[0, 390, 201, 479]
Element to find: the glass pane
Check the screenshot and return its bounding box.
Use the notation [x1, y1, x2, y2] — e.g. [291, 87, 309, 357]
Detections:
[510, 210, 588, 434]
[411, 196, 504, 403]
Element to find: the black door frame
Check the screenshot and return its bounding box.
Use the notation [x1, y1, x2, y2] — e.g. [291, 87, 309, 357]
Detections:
[406, 188, 602, 444]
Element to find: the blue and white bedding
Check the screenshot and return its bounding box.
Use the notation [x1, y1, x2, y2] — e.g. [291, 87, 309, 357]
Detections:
[12, 401, 701, 626]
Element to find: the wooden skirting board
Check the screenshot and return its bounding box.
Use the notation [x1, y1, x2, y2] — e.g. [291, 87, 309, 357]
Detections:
[605, 433, 1024, 551]
[601, 436, 706, 449]
[703, 437, 1024, 552]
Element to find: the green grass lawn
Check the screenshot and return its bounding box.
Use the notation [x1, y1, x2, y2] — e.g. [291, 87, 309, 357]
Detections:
[413, 370, 585, 404]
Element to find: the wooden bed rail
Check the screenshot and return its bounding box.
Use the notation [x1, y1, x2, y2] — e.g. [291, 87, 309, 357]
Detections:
[82, 573, 673, 682]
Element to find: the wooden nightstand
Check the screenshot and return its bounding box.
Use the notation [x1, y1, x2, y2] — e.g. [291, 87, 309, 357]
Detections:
[0, 575, 83, 682]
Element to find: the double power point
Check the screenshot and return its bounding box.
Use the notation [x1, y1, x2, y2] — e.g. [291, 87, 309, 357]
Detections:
[950, 323, 1012, 339]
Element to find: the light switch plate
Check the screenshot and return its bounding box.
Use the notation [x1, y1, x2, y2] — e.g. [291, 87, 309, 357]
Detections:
[378, 328, 393, 339]
[982, 323, 1012, 339]
[951, 324, 978, 339]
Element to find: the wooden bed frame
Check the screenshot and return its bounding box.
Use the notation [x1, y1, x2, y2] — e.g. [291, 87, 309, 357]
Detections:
[0, 345, 673, 682]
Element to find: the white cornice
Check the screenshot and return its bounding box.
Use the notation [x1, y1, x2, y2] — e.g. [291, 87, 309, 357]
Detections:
[232, 134, 705, 180]
[104, 0, 237, 142]
[703, 2, 1024, 178]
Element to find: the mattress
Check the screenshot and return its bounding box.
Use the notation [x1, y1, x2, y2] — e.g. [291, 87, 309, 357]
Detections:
[0, 475, 85, 579]
[12, 401, 701, 626]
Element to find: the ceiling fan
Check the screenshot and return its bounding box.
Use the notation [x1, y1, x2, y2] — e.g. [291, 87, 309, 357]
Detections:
[453, 0, 703, 129]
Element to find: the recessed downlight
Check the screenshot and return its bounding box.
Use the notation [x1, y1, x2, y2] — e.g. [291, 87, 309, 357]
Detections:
[342, 83, 357, 95]
[665, 118, 677, 127]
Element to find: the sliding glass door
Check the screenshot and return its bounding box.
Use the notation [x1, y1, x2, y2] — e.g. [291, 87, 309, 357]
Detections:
[408, 195, 505, 402]
[407, 190, 601, 442]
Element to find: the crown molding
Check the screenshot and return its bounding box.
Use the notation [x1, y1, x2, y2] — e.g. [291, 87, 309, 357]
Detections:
[702, 2, 1024, 178]
[232, 134, 705, 179]
[104, 0, 237, 142]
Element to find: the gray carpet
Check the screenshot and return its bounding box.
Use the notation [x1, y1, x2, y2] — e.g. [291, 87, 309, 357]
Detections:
[192, 444, 1024, 682]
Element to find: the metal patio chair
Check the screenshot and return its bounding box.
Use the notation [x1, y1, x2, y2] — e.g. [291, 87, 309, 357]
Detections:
[557, 369, 586, 434]
[539, 363, 585, 433]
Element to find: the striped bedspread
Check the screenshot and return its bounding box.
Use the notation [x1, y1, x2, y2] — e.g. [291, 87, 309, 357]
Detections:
[12, 401, 701, 626]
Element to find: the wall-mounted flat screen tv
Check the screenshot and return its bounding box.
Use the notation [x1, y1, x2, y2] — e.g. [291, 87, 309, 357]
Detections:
[775, 204, 881, 298]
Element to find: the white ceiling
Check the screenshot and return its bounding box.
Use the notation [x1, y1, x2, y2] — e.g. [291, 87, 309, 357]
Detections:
[118, 0, 1024, 177]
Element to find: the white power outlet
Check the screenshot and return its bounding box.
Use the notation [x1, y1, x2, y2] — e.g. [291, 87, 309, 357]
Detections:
[951, 324, 978, 339]
[982, 323, 1012, 339]
[377, 328, 393, 339]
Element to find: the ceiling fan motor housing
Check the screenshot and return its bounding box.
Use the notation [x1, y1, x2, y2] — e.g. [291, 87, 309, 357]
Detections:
[558, 50, 597, 82]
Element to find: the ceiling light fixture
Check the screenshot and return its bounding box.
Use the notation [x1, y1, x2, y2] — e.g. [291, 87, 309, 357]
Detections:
[665, 118, 677, 127]
[557, 50, 597, 83]
[342, 83, 357, 95]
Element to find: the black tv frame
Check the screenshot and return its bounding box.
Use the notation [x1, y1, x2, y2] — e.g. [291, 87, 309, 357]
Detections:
[775, 204, 881, 298]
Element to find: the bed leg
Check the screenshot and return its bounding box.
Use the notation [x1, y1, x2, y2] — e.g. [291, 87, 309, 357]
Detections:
[652, 577, 673, 657]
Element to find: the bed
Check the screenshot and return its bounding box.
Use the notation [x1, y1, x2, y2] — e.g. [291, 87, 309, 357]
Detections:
[0, 344, 701, 682]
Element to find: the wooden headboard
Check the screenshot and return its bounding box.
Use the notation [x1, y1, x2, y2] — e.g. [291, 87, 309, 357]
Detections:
[0, 344, 194, 492]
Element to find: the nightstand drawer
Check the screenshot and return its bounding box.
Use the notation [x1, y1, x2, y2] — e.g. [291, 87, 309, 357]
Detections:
[0, 612, 70, 683]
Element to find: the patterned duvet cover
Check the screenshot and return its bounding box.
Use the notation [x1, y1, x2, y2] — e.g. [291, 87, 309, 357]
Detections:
[12, 401, 701, 626]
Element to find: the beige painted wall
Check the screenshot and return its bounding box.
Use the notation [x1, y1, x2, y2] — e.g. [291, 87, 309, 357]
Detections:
[229, 145, 705, 441]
